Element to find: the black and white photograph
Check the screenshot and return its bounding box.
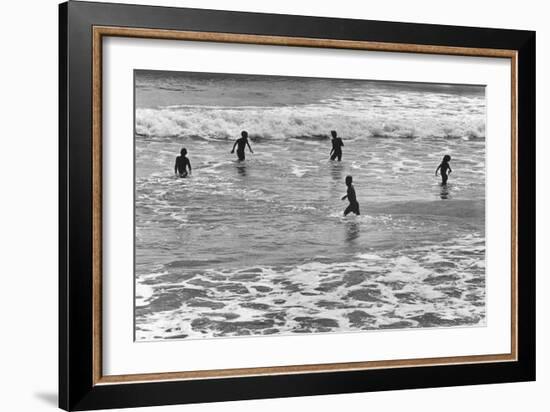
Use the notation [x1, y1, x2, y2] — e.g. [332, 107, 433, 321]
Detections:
[134, 70, 486, 341]
[1, 0, 542, 409]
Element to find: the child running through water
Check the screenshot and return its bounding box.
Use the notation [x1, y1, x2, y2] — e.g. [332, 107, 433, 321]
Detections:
[231, 130, 254, 161]
[435, 155, 452, 185]
[174, 148, 192, 177]
[342, 175, 360, 216]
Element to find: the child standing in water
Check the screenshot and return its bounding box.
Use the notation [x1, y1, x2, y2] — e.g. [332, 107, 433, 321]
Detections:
[435, 155, 452, 185]
[342, 175, 360, 216]
[231, 130, 254, 161]
[174, 148, 192, 177]
[329, 130, 344, 161]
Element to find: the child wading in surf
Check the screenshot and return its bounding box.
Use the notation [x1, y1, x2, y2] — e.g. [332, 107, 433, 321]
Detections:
[231, 130, 254, 161]
[342, 175, 360, 216]
[435, 154, 452, 185]
[174, 148, 192, 177]
[329, 130, 344, 161]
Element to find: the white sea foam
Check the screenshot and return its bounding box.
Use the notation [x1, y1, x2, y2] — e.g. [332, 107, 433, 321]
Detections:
[356, 253, 383, 260]
[136, 105, 486, 141]
[135, 233, 486, 341]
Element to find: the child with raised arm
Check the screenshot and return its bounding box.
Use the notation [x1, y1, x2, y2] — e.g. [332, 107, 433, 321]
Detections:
[435, 155, 452, 185]
[174, 148, 192, 178]
[231, 130, 254, 161]
[342, 175, 360, 216]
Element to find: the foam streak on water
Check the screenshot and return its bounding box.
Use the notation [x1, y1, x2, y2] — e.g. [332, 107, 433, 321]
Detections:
[136, 234, 485, 340]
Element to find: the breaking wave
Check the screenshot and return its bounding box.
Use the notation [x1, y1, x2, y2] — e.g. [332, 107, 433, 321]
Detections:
[136, 104, 485, 141]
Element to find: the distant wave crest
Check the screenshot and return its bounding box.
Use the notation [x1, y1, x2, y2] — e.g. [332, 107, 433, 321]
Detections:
[136, 105, 485, 141]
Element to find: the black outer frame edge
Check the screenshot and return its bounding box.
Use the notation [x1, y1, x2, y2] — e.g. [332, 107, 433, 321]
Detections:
[67, 0, 535, 48]
[59, 2, 69, 411]
[59, 1, 536, 410]
[517, 31, 536, 380]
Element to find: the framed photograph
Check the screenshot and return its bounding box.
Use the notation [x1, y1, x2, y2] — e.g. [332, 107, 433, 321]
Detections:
[59, 1, 535, 410]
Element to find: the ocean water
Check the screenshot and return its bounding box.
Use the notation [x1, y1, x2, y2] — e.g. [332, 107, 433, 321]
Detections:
[134, 71, 486, 341]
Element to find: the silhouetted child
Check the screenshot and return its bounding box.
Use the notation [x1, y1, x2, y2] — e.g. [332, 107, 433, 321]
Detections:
[174, 148, 192, 177]
[342, 175, 360, 216]
[329, 130, 344, 161]
[231, 130, 254, 161]
[435, 155, 452, 185]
